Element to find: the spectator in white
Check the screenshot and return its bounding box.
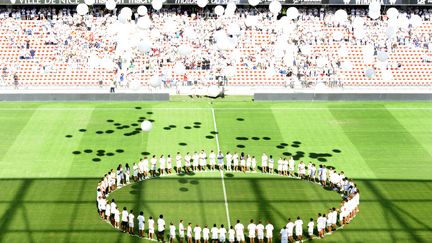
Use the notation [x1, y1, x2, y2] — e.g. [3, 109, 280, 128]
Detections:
[157, 214, 165, 242]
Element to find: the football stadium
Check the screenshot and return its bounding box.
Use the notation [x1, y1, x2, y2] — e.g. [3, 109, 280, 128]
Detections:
[0, 0, 431, 243]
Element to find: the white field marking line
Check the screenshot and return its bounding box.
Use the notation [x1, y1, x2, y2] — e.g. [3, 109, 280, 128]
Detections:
[0, 107, 432, 111]
[211, 107, 231, 228]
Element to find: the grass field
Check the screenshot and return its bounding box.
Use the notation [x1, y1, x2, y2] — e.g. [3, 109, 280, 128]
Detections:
[0, 101, 432, 243]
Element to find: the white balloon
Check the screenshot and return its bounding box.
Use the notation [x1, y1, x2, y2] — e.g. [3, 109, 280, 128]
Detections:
[106, 0, 116, 11]
[183, 27, 197, 39]
[382, 69, 393, 81]
[385, 27, 395, 38]
[316, 56, 328, 68]
[266, 66, 276, 77]
[120, 7, 133, 19]
[386, 8, 399, 20]
[338, 44, 349, 57]
[137, 6, 148, 16]
[152, 0, 163, 11]
[76, 3, 89, 16]
[245, 15, 258, 27]
[334, 9, 348, 24]
[140, 120, 153, 132]
[368, 10, 380, 20]
[333, 31, 344, 41]
[84, 0, 95, 5]
[248, 0, 260, 7]
[226, 2, 237, 12]
[369, 1, 381, 12]
[300, 45, 312, 56]
[410, 15, 422, 29]
[286, 7, 299, 20]
[130, 81, 141, 91]
[178, 44, 193, 57]
[377, 51, 388, 62]
[150, 75, 161, 88]
[274, 46, 285, 58]
[269, 1, 282, 15]
[365, 67, 375, 78]
[118, 14, 128, 24]
[354, 28, 366, 39]
[207, 86, 221, 98]
[197, 0, 208, 8]
[341, 61, 353, 71]
[224, 7, 236, 17]
[398, 14, 410, 30]
[137, 16, 151, 29]
[227, 23, 241, 36]
[163, 19, 177, 33]
[173, 62, 186, 75]
[224, 66, 237, 78]
[363, 44, 375, 57]
[138, 40, 152, 53]
[214, 5, 224, 16]
[352, 17, 365, 29]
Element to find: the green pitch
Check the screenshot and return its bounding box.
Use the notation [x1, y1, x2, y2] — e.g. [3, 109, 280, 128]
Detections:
[0, 101, 431, 243]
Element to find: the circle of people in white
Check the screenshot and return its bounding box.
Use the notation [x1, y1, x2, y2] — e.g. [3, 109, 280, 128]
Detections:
[97, 150, 360, 242]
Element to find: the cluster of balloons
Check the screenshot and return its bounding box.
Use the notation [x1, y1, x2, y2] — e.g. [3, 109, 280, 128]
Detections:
[368, 1, 381, 20]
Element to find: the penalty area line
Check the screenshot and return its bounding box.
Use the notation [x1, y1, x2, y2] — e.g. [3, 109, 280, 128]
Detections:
[211, 107, 231, 228]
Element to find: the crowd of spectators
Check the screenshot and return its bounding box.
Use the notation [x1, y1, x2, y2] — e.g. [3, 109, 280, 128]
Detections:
[0, 5, 431, 88]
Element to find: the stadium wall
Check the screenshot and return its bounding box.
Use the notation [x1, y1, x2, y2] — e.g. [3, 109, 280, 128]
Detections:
[254, 93, 432, 101]
[0, 93, 169, 101]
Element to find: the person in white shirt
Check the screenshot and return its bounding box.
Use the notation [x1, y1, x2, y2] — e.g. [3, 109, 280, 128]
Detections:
[137, 211, 145, 238]
[265, 221, 274, 243]
[234, 219, 245, 242]
[209, 150, 216, 171]
[256, 221, 264, 243]
[211, 224, 219, 242]
[280, 226, 288, 243]
[194, 224, 202, 243]
[317, 213, 326, 238]
[247, 219, 256, 242]
[233, 152, 239, 172]
[226, 152, 232, 171]
[121, 207, 129, 232]
[217, 151, 225, 171]
[157, 215, 165, 242]
[228, 226, 235, 243]
[105, 203, 111, 222]
[326, 208, 333, 234]
[251, 156, 257, 172]
[294, 216, 303, 241]
[219, 224, 227, 242]
[179, 219, 185, 242]
[286, 218, 294, 242]
[150, 155, 157, 177]
[169, 222, 176, 242]
[159, 155, 166, 175]
[114, 206, 120, 229]
[261, 153, 268, 173]
[138, 159, 145, 180]
[143, 157, 149, 178]
[193, 152, 199, 171]
[128, 210, 135, 235]
[307, 218, 314, 240]
[184, 152, 191, 173]
[167, 154, 173, 174]
[199, 150, 207, 171]
[176, 152, 183, 174]
[187, 222, 193, 243]
[288, 157, 295, 177]
[268, 155, 274, 174]
[148, 216, 155, 239]
[202, 225, 210, 242]
[298, 161, 306, 179]
[246, 155, 252, 172]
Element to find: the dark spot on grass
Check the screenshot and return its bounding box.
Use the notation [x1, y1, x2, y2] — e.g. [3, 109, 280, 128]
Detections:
[117, 127, 124, 130]
[96, 131, 104, 134]
[179, 142, 187, 146]
[92, 158, 101, 162]
[116, 149, 124, 153]
[106, 119, 114, 122]
[276, 145, 285, 149]
[141, 152, 150, 156]
[332, 149, 341, 153]
[105, 130, 114, 134]
[106, 152, 115, 156]
[236, 118, 245, 121]
[97, 150, 105, 153]
[137, 119, 144, 122]
[131, 123, 138, 127]
[163, 127, 171, 130]
[169, 125, 176, 128]
[79, 129, 86, 132]
[236, 144, 245, 148]
[97, 153, 105, 157]
[206, 135, 214, 139]
[65, 135, 73, 138]
[129, 190, 139, 194]
[148, 119, 155, 122]
[292, 141, 301, 144]
[139, 116, 146, 119]
[280, 143, 288, 146]
[147, 112, 153, 115]
[84, 149, 93, 153]
[135, 107, 142, 110]
[263, 137, 271, 140]
[193, 125, 201, 128]
[236, 137, 248, 141]
[225, 173, 234, 178]
[190, 180, 199, 185]
[72, 151, 81, 155]
[187, 171, 196, 176]
[291, 144, 299, 148]
[179, 187, 189, 192]
[123, 133, 131, 136]
[283, 152, 292, 156]
[134, 128, 141, 131]
[210, 131, 218, 135]
[251, 137, 260, 140]
[122, 125, 130, 129]
[178, 178, 188, 184]
[318, 158, 327, 162]
[184, 126, 191, 129]
[194, 122, 201, 125]
[114, 123, 121, 126]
